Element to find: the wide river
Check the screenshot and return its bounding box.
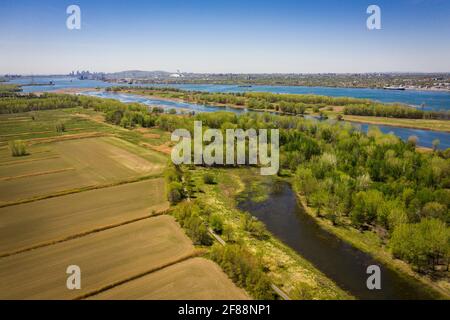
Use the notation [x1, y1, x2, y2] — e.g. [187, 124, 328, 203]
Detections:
[10, 77, 450, 111]
[8, 77, 450, 149]
[238, 180, 439, 300]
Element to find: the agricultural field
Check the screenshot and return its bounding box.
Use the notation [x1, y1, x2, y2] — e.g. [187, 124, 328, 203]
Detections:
[0, 178, 169, 256]
[0, 109, 112, 144]
[0, 216, 195, 299]
[0, 107, 249, 300]
[0, 136, 166, 204]
[89, 257, 250, 300]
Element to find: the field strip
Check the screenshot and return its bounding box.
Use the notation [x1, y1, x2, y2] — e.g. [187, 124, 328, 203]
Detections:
[74, 113, 129, 132]
[0, 133, 112, 147]
[0, 216, 195, 299]
[0, 156, 60, 167]
[0, 209, 170, 259]
[0, 130, 53, 138]
[140, 142, 172, 155]
[87, 257, 250, 300]
[0, 167, 75, 182]
[0, 119, 32, 124]
[0, 178, 169, 255]
[0, 172, 163, 208]
[76, 254, 200, 300]
[1, 116, 32, 121]
[26, 132, 112, 145]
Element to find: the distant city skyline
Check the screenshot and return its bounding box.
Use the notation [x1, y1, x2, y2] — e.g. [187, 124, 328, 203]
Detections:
[1, 0, 450, 74]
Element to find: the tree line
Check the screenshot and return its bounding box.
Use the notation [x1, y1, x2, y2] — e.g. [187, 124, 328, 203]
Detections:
[344, 103, 449, 120]
[107, 86, 450, 119]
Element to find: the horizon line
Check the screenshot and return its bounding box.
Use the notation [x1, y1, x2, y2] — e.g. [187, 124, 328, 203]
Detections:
[3, 71, 450, 76]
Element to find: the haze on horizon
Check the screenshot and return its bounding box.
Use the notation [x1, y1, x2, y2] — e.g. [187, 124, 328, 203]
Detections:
[1, 0, 450, 75]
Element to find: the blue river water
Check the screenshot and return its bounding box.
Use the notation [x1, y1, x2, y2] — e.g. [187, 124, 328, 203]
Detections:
[87, 91, 450, 150]
[9, 77, 450, 111]
[85, 91, 247, 114]
[7, 77, 450, 149]
[151, 83, 450, 111]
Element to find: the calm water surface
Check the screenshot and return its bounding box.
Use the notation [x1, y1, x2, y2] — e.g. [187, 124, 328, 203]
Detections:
[238, 181, 439, 300]
[10, 77, 450, 111]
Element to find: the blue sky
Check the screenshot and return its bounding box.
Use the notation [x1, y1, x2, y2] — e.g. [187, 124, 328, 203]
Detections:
[1, 0, 450, 74]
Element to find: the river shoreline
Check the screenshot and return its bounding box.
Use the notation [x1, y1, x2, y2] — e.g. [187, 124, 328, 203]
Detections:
[203, 168, 353, 300]
[292, 186, 449, 299]
[98, 88, 450, 134]
[106, 80, 450, 93]
[37, 87, 450, 150]
[342, 116, 450, 133]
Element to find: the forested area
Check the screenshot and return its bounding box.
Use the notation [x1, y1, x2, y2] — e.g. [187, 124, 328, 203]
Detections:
[344, 103, 449, 120]
[0, 84, 22, 97]
[171, 187, 275, 299]
[110, 99, 449, 273]
[291, 124, 449, 272]
[97, 96, 450, 273]
[109, 86, 374, 115]
[1, 91, 449, 274]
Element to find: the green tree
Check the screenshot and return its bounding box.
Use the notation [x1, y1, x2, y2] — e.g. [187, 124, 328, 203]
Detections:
[9, 140, 28, 157]
[350, 190, 384, 228]
[209, 214, 224, 234]
[166, 181, 184, 205]
[432, 139, 440, 152]
[421, 202, 448, 223]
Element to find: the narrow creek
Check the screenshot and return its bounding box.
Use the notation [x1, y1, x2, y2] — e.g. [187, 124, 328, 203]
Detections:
[237, 180, 438, 300]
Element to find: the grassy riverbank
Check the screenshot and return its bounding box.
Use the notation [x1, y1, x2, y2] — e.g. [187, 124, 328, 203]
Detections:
[340, 115, 450, 132]
[190, 167, 353, 300]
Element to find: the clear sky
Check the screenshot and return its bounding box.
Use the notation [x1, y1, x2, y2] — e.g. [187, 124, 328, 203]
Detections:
[1, 0, 450, 74]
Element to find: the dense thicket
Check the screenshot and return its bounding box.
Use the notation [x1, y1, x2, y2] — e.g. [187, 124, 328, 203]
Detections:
[210, 244, 276, 299]
[0, 84, 23, 97]
[0, 93, 83, 113]
[172, 202, 212, 246]
[344, 103, 449, 120]
[291, 124, 450, 272]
